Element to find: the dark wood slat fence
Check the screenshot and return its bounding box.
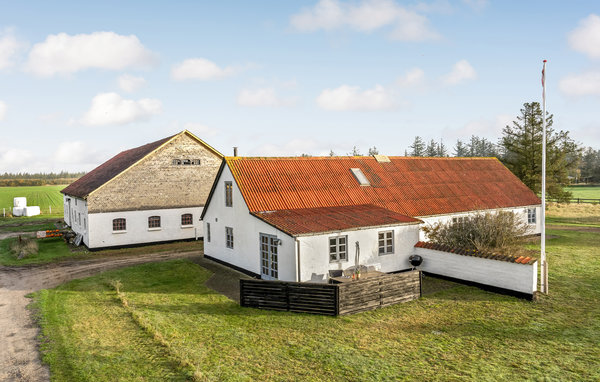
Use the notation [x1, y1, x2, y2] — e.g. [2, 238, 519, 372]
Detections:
[240, 270, 421, 316]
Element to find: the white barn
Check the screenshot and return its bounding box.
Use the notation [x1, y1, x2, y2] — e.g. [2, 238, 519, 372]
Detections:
[62, 130, 222, 249]
[201, 155, 541, 285]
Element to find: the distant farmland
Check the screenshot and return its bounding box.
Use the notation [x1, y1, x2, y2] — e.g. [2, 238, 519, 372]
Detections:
[0, 185, 65, 216]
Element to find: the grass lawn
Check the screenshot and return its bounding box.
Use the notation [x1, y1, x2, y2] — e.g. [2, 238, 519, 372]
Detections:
[32, 220, 600, 380]
[564, 185, 600, 200]
[546, 202, 600, 227]
[0, 185, 66, 216]
[0, 237, 204, 266]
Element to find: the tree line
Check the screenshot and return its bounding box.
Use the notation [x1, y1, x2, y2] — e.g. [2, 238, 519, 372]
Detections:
[0, 171, 86, 187]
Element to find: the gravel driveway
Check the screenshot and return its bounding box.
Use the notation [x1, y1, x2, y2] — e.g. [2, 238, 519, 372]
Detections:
[0, 251, 203, 382]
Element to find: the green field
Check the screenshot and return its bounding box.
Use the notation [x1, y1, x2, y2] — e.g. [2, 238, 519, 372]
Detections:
[565, 185, 600, 200]
[32, 213, 600, 380]
[0, 185, 65, 216]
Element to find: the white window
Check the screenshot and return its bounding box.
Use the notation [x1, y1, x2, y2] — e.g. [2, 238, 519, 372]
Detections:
[329, 236, 347, 262]
[78, 213, 81, 225]
[225, 181, 233, 207]
[528, 208, 537, 224]
[181, 213, 193, 226]
[84, 218, 87, 230]
[206, 223, 211, 242]
[452, 216, 469, 225]
[378, 231, 394, 255]
[225, 227, 234, 248]
[350, 168, 370, 186]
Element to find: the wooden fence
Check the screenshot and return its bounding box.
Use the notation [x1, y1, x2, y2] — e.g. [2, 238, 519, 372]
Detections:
[239, 270, 421, 316]
[546, 198, 600, 204]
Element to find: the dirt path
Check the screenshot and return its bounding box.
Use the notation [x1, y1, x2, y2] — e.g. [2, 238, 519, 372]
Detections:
[0, 251, 202, 382]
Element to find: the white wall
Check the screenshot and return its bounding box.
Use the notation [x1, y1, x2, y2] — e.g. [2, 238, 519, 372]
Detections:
[87, 206, 204, 248]
[63, 195, 90, 246]
[417, 205, 542, 241]
[202, 166, 297, 280]
[297, 224, 420, 282]
[415, 247, 538, 295]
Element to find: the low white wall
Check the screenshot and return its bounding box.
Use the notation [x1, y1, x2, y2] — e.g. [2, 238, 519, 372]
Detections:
[87, 206, 204, 248]
[202, 166, 297, 281]
[415, 247, 538, 295]
[298, 224, 420, 283]
[417, 205, 542, 241]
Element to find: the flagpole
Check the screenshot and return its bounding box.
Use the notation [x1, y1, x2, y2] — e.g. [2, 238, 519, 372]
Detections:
[541, 59, 548, 294]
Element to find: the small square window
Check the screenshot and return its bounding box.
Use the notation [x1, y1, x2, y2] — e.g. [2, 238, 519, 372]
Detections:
[173, 159, 182, 165]
[112, 218, 126, 231]
[148, 216, 161, 228]
[181, 213, 193, 226]
[329, 235, 348, 262]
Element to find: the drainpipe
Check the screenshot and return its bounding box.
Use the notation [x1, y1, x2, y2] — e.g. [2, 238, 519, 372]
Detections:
[295, 238, 301, 282]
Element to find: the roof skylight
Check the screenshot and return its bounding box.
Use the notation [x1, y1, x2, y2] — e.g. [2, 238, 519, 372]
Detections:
[350, 168, 370, 186]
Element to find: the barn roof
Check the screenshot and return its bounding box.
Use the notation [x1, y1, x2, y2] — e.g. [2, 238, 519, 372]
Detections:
[414, 241, 537, 264]
[252, 204, 420, 237]
[223, 156, 541, 218]
[62, 131, 223, 198]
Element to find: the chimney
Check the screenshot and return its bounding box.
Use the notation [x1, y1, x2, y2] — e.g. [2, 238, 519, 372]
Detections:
[233, 147, 238, 157]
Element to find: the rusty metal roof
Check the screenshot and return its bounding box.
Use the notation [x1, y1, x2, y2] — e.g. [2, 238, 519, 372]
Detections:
[414, 241, 538, 264]
[252, 204, 420, 236]
[226, 156, 541, 217]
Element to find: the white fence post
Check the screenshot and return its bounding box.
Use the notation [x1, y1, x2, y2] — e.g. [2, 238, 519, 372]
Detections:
[49, 206, 52, 214]
[3, 208, 4, 217]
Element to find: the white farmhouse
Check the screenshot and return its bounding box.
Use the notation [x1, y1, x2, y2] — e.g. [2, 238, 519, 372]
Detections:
[201, 155, 541, 283]
[62, 130, 222, 249]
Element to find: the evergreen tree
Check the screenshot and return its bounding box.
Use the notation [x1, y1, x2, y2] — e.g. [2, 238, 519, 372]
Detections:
[425, 139, 438, 157]
[437, 140, 448, 157]
[329, 150, 335, 157]
[454, 139, 468, 156]
[347, 146, 361, 156]
[499, 102, 580, 201]
[580, 147, 600, 183]
[467, 135, 498, 157]
[408, 136, 426, 157]
[368, 146, 379, 156]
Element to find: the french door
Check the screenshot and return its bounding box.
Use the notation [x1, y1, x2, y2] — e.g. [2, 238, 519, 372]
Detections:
[260, 233, 278, 280]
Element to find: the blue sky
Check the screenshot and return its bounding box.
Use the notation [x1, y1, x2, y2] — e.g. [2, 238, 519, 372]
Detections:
[1, 0, 599, 172]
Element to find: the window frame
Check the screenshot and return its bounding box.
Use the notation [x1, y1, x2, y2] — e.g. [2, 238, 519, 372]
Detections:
[378, 230, 394, 255]
[148, 216, 161, 229]
[527, 208, 537, 224]
[206, 222, 211, 242]
[112, 218, 126, 232]
[181, 213, 193, 227]
[329, 235, 348, 262]
[225, 181, 233, 207]
[225, 226, 234, 249]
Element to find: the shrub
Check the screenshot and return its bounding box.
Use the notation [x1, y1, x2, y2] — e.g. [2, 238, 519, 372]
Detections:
[10, 236, 39, 259]
[422, 211, 529, 252]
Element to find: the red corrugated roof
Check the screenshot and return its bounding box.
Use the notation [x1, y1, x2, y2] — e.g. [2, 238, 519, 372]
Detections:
[252, 204, 420, 236]
[414, 241, 537, 264]
[226, 156, 541, 217]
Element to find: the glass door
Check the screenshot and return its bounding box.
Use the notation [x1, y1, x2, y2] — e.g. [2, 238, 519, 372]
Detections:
[260, 233, 278, 280]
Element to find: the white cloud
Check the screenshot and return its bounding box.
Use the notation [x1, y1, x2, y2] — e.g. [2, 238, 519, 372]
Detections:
[171, 58, 236, 81]
[118, 74, 146, 93]
[290, 0, 440, 41]
[26, 31, 156, 77]
[317, 84, 396, 111]
[396, 67, 425, 86]
[0, 148, 34, 171]
[568, 14, 600, 59]
[53, 141, 107, 166]
[0, 28, 23, 70]
[443, 59, 477, 85]
[0, 101, 6, 121]
[183, 122, 218, 137]
[559, 71, 600, 97]
[237, 88, 295, 107]
[79, 92, 162, 126]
